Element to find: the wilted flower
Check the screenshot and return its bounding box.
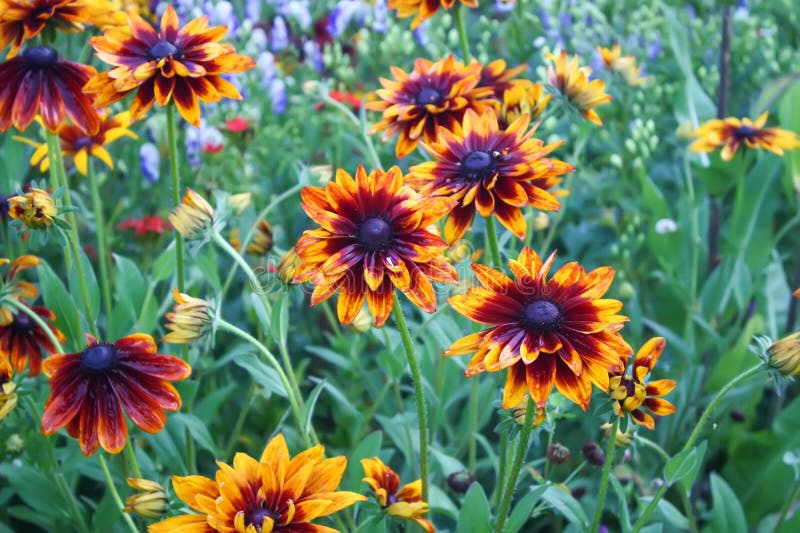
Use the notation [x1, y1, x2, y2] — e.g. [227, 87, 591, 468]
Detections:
[546, 50, 611, 126]
[162, 289, 215, 344]
[362, 457, 435, 532]
[168, 188, 215, 240]
[0, 360, 18, 421]
[446, 471, 475, 493]
[690, 113, 800, 161]
[7, 188, 57, 229]
[124, 478, 167, 519]
[582, 440, 605, 466]
[246, 219, 273, 255]
[547, 442, 571, 464]
[768, 332, 800, 377]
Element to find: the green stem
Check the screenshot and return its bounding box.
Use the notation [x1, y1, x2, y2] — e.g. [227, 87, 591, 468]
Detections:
[393, 298, 429, 502]
[212, 231, 261, 289]
[776, 477, 800, 530]
[223, 380, 257, 459]
[631, 364, 764, 532]
[45, 132, 70, 265]
[123, 439, 142, 479]
[591, 417, 619, 533]
[494, 431, 509, 507]
[166, 104, 185, 292]
[455, 4, 471, 62]
[98, 455, 139, 533]
[468, 378, 478, 473]
[485, 216, 503, 268]
[87, 162, 113, 324]
[494, 399, 536, 533]
[217, 319, 311, 448]
[2, 219, 14, 259]
[320, 300, 345, 342]
[321, 90, 383, 171]
[6, 298, 64, 352]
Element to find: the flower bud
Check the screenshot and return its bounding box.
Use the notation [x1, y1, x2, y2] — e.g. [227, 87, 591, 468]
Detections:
[228, 192, 252, 214]
[168, 188, 215, 239]
[277, 248, 301, 283]
[246, 219, 274, 256]
[582, 440, 605, 466]
[7, 188, 57, 229]
[768, 332, 800, 377]
[601, 422, 633, 447]
[510, 396, 547, 427]
[162, 289, 215, 344]
[348, 308, 373, 333]
[124, 478, 167, 519]
[0, 361, 18, 421]
[547, 443, 571, 464]
[446, 471, 476, 493]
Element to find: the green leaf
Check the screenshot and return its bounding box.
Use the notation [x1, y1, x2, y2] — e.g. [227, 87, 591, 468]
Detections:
[346, 430, 383, 491]
[110, 254, 147, 339]
[609, 476, 632, 533]
[234, 351, 288, 398]
[37, 261, 82, 351]
[69, 246, 99, 326]
[542, 485, 589, 532]
[664, 447, 699, 485]
[302, 380, 325, 438]
[705, 473, 747, 533]
[172, 413, 219, 456]
[271, 292, 289, 348]
[151, 242, 176, 282]
[506, 485, 548, 533]
[456, 483, 491, 533]
[0, 464, 71, 525]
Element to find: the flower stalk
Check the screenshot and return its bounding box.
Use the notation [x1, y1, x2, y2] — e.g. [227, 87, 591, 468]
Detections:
[86, 161, 113, 323]
[591, 416, 619, 533]
[166, 104, 185, 292]
[494, 398, 536, 533]
[98, 454, 139, 533]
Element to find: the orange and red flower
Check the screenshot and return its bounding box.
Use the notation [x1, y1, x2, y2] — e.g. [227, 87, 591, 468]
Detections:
[0, 45, 99, 133]
[293, 165, 458, 327]
[609, 337, 676, 429]
[117, 215, 171, 237]
[40, 333, 191, 456]
[388, 0, 477, 29]
[84, 5, 255, 127]
[477, 59, 527, 100]
[445, 248, 630, 410]
[149, 433, 366, 532]
[362, 457, 435, 532]
[689, 112, 800, 161]
[0, 302, 65, 377]
[407, 109, 572, 243]
[546, 50, 611, 126]
[368, 56, 495, 158]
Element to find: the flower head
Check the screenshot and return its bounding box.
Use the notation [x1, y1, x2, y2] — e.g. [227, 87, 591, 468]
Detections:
[388, 0, 477, 29]
[407, 109, 571, 243]
[0, 302, 65, 376]
[84, 5, 256, 127]
[689, 112, 800, 161]
[293, 165, 458, 327]
[501, 80, 551, 127]
[7, 188, 57, 229]
[368, 56, 495, 158]
[609, 337, 676, 429]
[246, 219, 274, 255]
[41, 333, 191, 456]
[768, 332, 800, 377]
[596, 44, 652, 87]
[477, 59, 527, 100]
[0, 45, 99, 133]
[277, 248, 301, 284]
[361, 457, 434, 532]
[168, 188, 215, 240]
[162, 289, 214, 344]
[0, 255, 41, 321]
[149, 433, 366, 532]
[124, 478, 167, 519]
[0, 359, 18, 421]
[546, 50, 611, 126]
[445, 248, 630, 410]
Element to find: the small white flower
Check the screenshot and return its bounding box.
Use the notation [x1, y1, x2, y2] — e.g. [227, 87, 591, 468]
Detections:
[655, 218, 678, 234]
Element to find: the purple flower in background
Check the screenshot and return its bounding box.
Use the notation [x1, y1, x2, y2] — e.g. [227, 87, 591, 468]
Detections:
[413, 21, 429, 47]
[186, 121, 224, 168]
[209, 1, 237, 33]
[257, 51, 277, 80]
[271, 16, 289, 52]
[648, 35, 662, 60]
[140, 143, 160, 183]
[280, 1, 312, 29]
[303, 40, 324, 73]
[269, 78, 288, 114]
[246, 0, 261, 21]
[540, 9, 551, 31]
[589, 48, 604, 74]
[373, 0, 387, 33]
[494, 0, 515, 14]
[328, 1, 370, 37]
[250, 27, 269, 53]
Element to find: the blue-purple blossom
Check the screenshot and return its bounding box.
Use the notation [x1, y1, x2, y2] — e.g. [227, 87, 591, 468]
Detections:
[279, 1, 312, 29]
[327, 1, 370, 37]
[494, 0, 515, 14]
[372, 0, 387, 33]
[648, 35, 662, 60]
[140, 143, 160, 183]
[271, 16, 290, 52]
[208, 1, 238, 33]
[413, 21, 429, 47]
[186, 121, 224, 168]
[303, 40, 324, 73]
[269, 78, 288, 115]
[246, 0, 261, 21]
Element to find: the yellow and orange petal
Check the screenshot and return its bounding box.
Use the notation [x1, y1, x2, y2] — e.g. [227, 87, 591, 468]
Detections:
[407, 109, 572, 243]
[0, 359, 18, 421]
[501, 80, 551, 127]
[0, 255, 41, 319]
[168, 188, 215, 239]
[388, 0, 478, 29]
[361, 457, 434, 533]
[768, 332, 800, 378]
[596, 45, 651, 87]
[7, 187, 57, 229]
[368, 55, 495, 159]
[84, 5, 255, 127]
[246, 219, 274, 255]
[0, 302, 65, 376]
[609, 337, 677, 429]
[162, 289, 214, 344]
[546, 50, 611, 126]
[689, 112, 800, 161]
[40, 333, 191, 456]
[293, 164, 458, 327]
[150, 433, 366, 532]
[444, 247, 631, 410]
[794, 288, 800, 298]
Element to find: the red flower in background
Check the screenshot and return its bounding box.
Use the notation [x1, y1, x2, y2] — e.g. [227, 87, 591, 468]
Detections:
[224, 116, 251, 132]
[117, 215, 171, 237]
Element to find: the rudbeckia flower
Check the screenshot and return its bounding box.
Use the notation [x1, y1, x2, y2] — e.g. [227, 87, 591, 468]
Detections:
[407, 109, 572, 243]
[768, 332, 800, 378]
[40, 333, 191, 456]
[0, 45, 100, 133]
[84, 5, 255, 127]
[388, 0, 477, 29]
[0, 301, 65, 376]
[689, 112, 800, 161]
[19, 111, 137, 175]
[149, 433, 366, 532]
[246, 219, 274, 255]
[162, 289, 214, 344]
[445, 248, 630, 410]
[168, 188, 215, 240]
[476, 59, 528, 100]
[545, 50, 611, 126]
[7, 187, 57, 229]
[0, 359, 18, 421]
[596, 44, 652, 87]
[501, 80, 551, 127]
[293, 165, 458, 327]
[0, 255, 40, 321]
[368, 55, 495, 158]
[361, 457, 435, 533]
[608, 337, 676, 429]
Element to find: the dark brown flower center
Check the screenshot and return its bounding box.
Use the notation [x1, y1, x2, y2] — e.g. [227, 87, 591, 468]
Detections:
[245, 507, 276, 532]
[734, 125, 758, 141]
[81, 344, 117, 372]
[521, 300, 562, 331]
[73, 137, 93, 150]
[619, 377, 637, 396]
[358, 217, 394, 251]
[416, 87, 442, 106]
[12, 312, 34, 332]
[22, 46, 58, 68]
[148, 40, 179, 61]
[462, 150, 501, 181]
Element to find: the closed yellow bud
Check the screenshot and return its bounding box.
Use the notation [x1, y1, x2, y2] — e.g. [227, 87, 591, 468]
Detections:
[124, 478, 167, 519]
[7, 188, 57, 229]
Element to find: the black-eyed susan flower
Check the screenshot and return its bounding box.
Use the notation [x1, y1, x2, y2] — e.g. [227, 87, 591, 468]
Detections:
[293, 165, 458, 327]
[246, 219, 274, 255]
[477, 59, 527, 100]
[20, 111, 137, 175]
[0, 359, 18, 421]
[444, 248, 631, 410]
[689, 113, 800, 161]
[609, 337, 676, 429]
[7, 187, 56, 229]
[0, 301, 65, 376]
[149, 433, 366, 532]
[0, 45, 99, 133]
[768, 332, 800, 377]
[501, 80, 551, 127]
[407, 109, 572, 243]
[596, 44, 652, 87]
[368, 56, 495, 158]
[40, 333, 191, 456]
[162, 289, 214, 344]
[84, 5, 255, 127]
[0, 255, 40, 323]
[361, 457, 435, 533]
[546, 50, 611, 126]
[168, 188, 215, 240]
[388, 0, 477, 29]
[124, 478, 168, 520]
